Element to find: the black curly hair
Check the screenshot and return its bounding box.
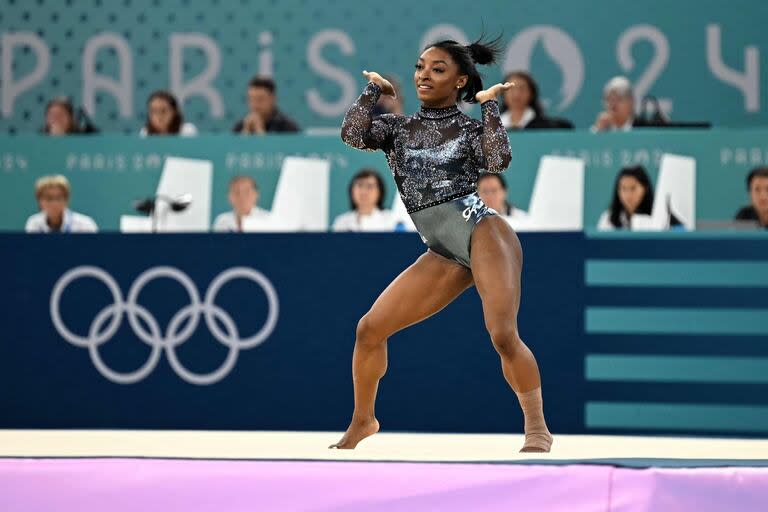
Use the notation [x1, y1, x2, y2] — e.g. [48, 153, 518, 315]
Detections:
[424, 35, 503, 103]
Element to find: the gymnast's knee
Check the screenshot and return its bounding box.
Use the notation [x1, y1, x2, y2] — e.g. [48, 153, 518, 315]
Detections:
[488, 324, 523, 359]
[356, 314, 386, 347]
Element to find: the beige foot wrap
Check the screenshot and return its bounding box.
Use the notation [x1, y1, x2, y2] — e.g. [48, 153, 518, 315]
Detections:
[515, 387, 553, 453]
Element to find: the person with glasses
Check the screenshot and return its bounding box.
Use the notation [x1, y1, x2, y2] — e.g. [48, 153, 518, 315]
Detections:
[591, 76, 647, 132]
[139, 90, 197, 136]
[332, 169, 396, 232]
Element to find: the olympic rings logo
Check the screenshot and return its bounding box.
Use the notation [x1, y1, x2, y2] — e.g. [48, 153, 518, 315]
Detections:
[50, 266, 279, 385]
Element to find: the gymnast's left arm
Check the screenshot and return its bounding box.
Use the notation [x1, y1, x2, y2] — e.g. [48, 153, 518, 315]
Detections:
[474, 82, 513, 173]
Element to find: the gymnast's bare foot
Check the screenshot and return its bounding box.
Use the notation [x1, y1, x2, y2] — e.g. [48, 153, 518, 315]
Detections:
[329, 417, 380, 449]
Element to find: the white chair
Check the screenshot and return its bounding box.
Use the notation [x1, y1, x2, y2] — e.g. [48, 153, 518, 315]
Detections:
[390, 193, 417, 231]
[512, 156, 585, 231]
[652, 153, 696, 230]
[120, 156, 213, 232]
[265, 156, 330, 232]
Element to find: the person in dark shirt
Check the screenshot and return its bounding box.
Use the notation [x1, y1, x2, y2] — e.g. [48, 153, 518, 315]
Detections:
[499, 71, 573, 130]
[232, 76, 300, 134]
[591, 76, 654, 132]
[734, 167, 768, 228]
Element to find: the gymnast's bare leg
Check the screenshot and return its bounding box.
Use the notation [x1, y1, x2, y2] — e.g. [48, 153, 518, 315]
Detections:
[470, 216, 552, 452]
[330, 252, 473, 449]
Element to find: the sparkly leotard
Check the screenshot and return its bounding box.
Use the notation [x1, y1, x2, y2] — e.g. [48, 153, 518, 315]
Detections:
[341, 82, 512, 267]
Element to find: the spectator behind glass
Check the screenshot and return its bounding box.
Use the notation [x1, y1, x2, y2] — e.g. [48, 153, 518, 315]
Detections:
[139, 90, 197, 136]
[499, 71, 573, 130]
[43, 97, 79, 135]
[477, 173, 528, 222]
[734, 167, 768, 228]
[233, 76, 300, 134]
[212, 175, 269, 232]
[332, 169, 396, 232]
[25, 175, 98, 233]
[592, 76, 645, 132]
[597, 166, 654, 230]
[372, 74, 404, 116]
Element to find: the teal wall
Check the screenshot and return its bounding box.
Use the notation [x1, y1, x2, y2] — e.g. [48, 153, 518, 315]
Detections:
[0, 129, 763, 231]
[1, 0, 767, 132]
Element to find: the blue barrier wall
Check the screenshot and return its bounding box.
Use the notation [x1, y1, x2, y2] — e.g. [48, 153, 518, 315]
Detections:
[1, 232, 767, 437]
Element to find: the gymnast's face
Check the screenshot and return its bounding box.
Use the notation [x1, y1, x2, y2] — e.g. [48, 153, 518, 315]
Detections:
[414, 47, 467, 108]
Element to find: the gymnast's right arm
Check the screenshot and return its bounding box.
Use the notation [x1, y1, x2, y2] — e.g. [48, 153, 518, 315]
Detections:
[340, 73, 395, 151]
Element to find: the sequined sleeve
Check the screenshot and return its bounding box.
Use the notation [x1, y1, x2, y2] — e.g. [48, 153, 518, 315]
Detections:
[473, 100, 512, 172]
[340, 82, 395, 151]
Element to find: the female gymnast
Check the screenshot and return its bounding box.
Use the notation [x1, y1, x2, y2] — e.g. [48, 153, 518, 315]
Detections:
[331, 37, 552, 453]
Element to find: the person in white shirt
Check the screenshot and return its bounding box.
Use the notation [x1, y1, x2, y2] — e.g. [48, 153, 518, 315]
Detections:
[591, 76, 637, 133]
[332, 169, 396, 232]
[476, 172, 528, 224]
[499, 71, 573, 130]
[212, 175, 269, 232]
[597, 165, 685, 231]
[500, 71, 541, 129]
[139, 90, 197, 137]
[25, 175, 98, 233]
[597, 165, 654, 230]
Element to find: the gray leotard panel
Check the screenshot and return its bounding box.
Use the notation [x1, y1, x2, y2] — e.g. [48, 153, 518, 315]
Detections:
[410, 192, 496, 268]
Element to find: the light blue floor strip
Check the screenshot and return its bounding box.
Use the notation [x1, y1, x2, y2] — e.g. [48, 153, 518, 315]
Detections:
[586, 354, 768, 383]
[585, 307, 768, 335]
[586, 402, 768, 432]
[586, 260, 768, 287]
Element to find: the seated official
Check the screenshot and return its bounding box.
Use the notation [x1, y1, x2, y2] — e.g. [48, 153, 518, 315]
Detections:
[42, 97, 80, 136]
[139, 90, 197, 137]
[477, 172, 528, 222]
[734, 167, 768, 228]
[598, 165, 652, 230]
[591, 76, 648, 133]
[25, 175, 98, 233]
[499, 71, 573, 130]
[332, 169, 396, 232]
[212, 175, 269, 232]
[233, 76, 300, 134]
